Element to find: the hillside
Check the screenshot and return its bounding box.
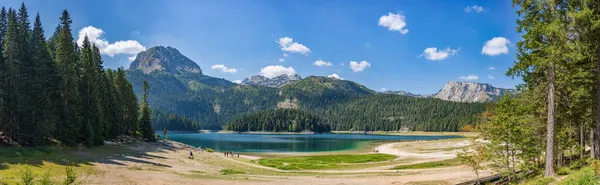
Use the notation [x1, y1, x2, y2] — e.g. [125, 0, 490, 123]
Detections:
[224, 109, 330, 132]
[126, 46, 487, 131]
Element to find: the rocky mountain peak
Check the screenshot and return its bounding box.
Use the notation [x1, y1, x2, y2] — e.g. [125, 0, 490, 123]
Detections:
[129, 46, 202, 75]
[434, 81, 512, 102]
[242, 74, 302, 88]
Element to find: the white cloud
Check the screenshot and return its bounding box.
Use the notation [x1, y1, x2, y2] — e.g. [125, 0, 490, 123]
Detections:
[283, 53, 289, 57]
[313, 60, 333, 67]
[349, 61, 371, 72]
[465, 5, 485, 13]
[128, 55, 137, 62]
[380, 88, 387, 92]
[279, 58, 285, 62]
[378, 12, 409, 34]
[488, 66, 495, 70]
[77, 26, 146, 57]
[328, 73, 343, 80]
[458, 74, 479, 81]
[420, 47, 460, 61]
[211, 64, 238, 73]
[277, 37, 311, 54]
[487, 74, 495, 79]
[232, 80, 242, 84]
[482, 37, 510, 56]
[259, 65, 296, 78]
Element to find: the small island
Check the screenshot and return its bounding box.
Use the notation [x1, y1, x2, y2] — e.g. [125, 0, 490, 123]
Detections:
[224, 109, 331, 133]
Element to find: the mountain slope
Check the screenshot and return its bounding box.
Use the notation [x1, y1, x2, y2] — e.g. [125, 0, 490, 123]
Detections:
[125, 46, 488, 131]
[433, 81, 513, 102]
[242, 74, 301, 88]
[130, 46, 202, 75]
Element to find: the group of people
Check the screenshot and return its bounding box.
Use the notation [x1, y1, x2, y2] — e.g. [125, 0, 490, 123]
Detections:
[372, 149, 379, 153]
[224, 151, 239, 158]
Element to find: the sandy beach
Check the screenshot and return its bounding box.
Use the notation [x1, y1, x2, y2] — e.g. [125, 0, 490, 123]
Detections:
[68, 138, 495, 185]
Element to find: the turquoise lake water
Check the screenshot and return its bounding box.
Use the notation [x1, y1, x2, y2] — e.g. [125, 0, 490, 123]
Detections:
[158, 133, 461, 153]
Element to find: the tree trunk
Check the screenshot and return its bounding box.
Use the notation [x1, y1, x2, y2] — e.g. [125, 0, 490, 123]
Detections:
[545, 63, 556, 177]
[581, 123, 585, 160]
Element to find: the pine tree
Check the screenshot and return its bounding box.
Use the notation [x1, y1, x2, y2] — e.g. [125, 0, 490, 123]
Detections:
[54, 10, 81, 146]
[2, 9, 23, 143]
[104, 68, 121, 138]
[0, 7, 7, 138]
[30, 13, 61, 145]
[140, 81, 155, 141]
[115, 68, 139, 136]
[78, 36, 98, 146]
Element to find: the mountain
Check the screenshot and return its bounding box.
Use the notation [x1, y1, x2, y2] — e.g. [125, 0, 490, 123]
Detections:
[125, 46, 486, 131]
[382, 90, 431, 98]
[434, 81, 513, 102]
[242, 74, 302, 88]
[130, 46, 202, 75]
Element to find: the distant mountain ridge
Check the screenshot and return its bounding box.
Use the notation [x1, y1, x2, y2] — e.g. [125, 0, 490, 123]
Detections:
[124, 46, 498, 131]
[433, 81, 514, 102]
[381, 90, 432, 98]
[242, 74, 302, 88]
[129, 46, 202, 75]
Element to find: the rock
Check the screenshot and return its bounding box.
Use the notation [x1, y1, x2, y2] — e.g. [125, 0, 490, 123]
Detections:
[129, 46, 202, 75]
[433, 81, 514, 102]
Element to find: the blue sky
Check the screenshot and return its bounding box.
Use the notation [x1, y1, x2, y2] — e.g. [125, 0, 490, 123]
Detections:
[5, 0, 521, 94]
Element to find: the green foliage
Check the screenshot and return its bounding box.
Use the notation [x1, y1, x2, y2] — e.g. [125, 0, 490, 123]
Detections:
[153, 110, 200, 131]
[522, 177, 555, 185]
[556, 166, 599, 185]
[224, 108, 330, 132]
[140, 81, 155, 141]
[390, 158, 462, 170]
[219, 169, 245, 175]
[258, 154, 395, 170]
[0, 4, 149, 147]
[38, 169, 52, 185]
[205, 148, 214, 153]
[63, 165, 77, 185]
[18, 165, 34, 185]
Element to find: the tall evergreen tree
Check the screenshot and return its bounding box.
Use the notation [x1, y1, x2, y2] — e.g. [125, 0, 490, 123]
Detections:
[115, 68, 139, 135]
[140, 81, 155, 141]
[0, 7, 7, 137]
[78, 35, 99, 146]
[29, 13, 61, 145]
[2, 9, 23, 143]
[54, 10, 81, 146]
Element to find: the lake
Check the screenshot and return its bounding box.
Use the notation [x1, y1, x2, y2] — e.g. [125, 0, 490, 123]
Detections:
[158, 133, 461, 153]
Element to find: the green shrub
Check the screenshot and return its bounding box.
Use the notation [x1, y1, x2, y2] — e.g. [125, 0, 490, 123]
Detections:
[205, 148, 214, 153]
[557, 167, 599, 185]
[557, 167, 573, 175]
[220, 169, 245, 175]
[522, 176, 554, 185]
[63, 165, 77, 185]
[19, 166, 35, 185]
[38, 169, 53, 185]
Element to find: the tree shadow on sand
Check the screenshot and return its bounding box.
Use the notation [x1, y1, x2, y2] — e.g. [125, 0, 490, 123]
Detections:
[0, 140, 181, 170]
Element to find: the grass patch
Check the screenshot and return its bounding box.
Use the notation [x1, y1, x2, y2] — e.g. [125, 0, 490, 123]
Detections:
[258, 154, 396, 170]
[556, 166, 599, 185]
[522, 176, 555, 185]
[220, 169, 246, 175]
[390, 158, 461, 170]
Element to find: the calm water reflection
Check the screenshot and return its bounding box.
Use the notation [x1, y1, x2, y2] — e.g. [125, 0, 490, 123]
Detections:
[158, 133, 460, 153]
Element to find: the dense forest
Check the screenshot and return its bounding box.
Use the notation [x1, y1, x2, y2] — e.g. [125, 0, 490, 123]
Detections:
[152, 110, 201, 131]
[463, 0, 600, 183]
[316, 94, 485, 132]
[224, 109, 331, 133]
[0, 4, 154, 146]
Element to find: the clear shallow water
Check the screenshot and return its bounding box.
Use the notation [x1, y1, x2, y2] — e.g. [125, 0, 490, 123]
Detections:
[158, 133, 461, 153]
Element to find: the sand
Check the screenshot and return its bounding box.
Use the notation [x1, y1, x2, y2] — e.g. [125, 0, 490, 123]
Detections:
[79, 138, 492, 185]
